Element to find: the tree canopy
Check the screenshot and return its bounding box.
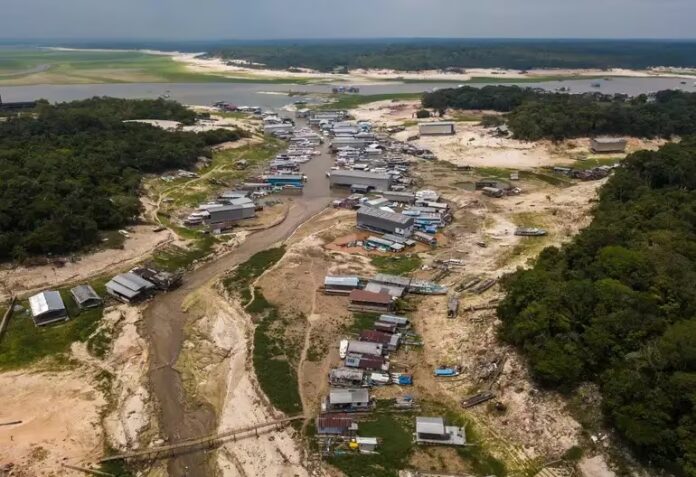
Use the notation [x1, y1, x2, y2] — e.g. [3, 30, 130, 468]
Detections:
[498, 138, 696, 475]
[423, 86, 696, 140]
[0, 97, 246, 261]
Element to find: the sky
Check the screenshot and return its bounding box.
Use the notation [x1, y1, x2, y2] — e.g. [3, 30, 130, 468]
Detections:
[3, 0, 695, 40]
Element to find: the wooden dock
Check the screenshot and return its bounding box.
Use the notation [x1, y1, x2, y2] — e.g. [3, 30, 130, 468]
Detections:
[100, 415, 304, 463]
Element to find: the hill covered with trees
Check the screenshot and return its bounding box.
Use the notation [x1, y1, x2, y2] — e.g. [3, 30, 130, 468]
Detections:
[0, 97, 246, 261]
[423, 86, 696, 140]
[498, 138, 696, 475]
[204, 39, 696, 72]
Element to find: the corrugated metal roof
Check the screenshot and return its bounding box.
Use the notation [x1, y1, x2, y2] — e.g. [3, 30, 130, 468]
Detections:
[330, 367, 364, 380]
[332, 170, 390, 180]
[349, 289, 393, 305]
[364, 282, 405, 298]
[373, 273, 412, 287]
[70, 284, 101, 304]
[347, 340, 384, 356]
[112, 273, 155, 292]
[316, 415, 356, 432]
[106, 280, 140, 299]
[324, 276, 360, 288]
[329, 388, 370, 404]
[28, 291, 65, 317]
[357, 206, 413, 226]
[416, 416, 446, 435]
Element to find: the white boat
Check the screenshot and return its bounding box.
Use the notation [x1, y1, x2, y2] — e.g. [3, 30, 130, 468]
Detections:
[339, 339, 348, 359]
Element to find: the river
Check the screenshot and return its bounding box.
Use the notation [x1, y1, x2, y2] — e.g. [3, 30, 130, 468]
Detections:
[144, 120, 340, 476]
[1, 76, 695, 108]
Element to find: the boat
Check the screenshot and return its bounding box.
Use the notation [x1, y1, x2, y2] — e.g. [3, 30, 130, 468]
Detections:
[514, 227, 548, 237]
[433, 366, 461, 378]
[339, 339, 349, 359]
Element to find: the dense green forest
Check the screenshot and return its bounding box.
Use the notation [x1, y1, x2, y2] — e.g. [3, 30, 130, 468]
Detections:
[205, 39, 696, 72]
[423, 86, 696, 140]
[498, 138, 696, 476]
[0, 97, 245, 261]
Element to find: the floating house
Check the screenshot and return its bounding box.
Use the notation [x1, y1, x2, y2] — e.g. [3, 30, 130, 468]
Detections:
[316, 415, 358, 436]
[70, 285, 102, 310]
[347, 340, 384, 357]
[330, 170, 392, 191]
[106, 273, 156, 303]
[28, 291, 68, 327]
[329, 367, 365, 387]
[357, 207, 414, 237]
[345, 353, 389, 371]
[415, 416, 467, 446]
[323, 388, 372, 413]
[348, 289, 394, 313]
[324, 276, 360, 295]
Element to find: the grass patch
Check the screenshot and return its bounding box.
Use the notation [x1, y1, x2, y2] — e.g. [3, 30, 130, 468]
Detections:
[344, 312, 380, 333]
[327, 413, 414, 477]
[317, 93, 421, 111]
[222, 246, 286, 301]
[98, 229, 127, 250]
[370, 254, 422, 276]
[475, 166, 510, 178]
[0, 285, 105, 370]
[519, 170, 573, 187]
[151, 235, 217, 272]
[249, 288, 303, 414]
[573, 156, 622, 170]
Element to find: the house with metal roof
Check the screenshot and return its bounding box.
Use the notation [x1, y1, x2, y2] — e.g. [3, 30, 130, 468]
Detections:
[70, 284, 102, 310]
[329, 367, 365, 387]
[359, 330, 401, 351]
[415, 416, 467, 446]
[330, 170, 392, 191]
[378, 314, 410, 327]
[344, 353, 389, 371]
[347, 340, 384, 357]
[364, 281, 406, 298]
[106, 273, 156, 303]
[324, 276, 360, 295]
[357, 207, 414, 237]
[316, 415, 358, 435]
[323, 388, 372, 413]
[348, 289, 394, 313]
[28, 291, 68, 326]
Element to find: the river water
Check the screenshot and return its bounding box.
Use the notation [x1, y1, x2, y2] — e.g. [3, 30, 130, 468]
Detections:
[1, 76, 695, 108]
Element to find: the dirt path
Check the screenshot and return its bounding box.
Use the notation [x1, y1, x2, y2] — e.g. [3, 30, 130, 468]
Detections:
[142, 126, 341, 476]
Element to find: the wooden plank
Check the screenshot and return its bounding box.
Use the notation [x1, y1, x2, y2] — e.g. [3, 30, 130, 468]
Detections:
[0, 296, 17, 344]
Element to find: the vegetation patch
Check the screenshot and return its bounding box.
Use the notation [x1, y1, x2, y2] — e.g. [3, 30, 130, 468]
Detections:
[370, 254, 422, 276]
[223, 246, 286, 304]
[327, 413, 414, 477]
[0, 285, 105, 370]
[499, 138, 696, 476]
[317, 93, 421, 111]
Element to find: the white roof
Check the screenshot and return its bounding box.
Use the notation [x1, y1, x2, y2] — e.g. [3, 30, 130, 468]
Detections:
[329, 388, 369, 404]
[325, 276, 360, 287]
[28, 291, 65, 317]
[416, 416, 446, 435]
[356, 437, 378, 445]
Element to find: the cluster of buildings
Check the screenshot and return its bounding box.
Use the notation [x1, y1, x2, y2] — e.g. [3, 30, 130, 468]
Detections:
[105, 267, 181, 304]
[27, 285, 102, 327]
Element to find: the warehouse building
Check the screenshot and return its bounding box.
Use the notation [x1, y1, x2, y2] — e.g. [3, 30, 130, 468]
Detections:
[590, 137, 627, 153]
[28, 291, 68, 327]
[357, 207, 414, 237]
[419, 122, 456, 136]
[207, 203, 257, 229]
[330, 170, 392, 191]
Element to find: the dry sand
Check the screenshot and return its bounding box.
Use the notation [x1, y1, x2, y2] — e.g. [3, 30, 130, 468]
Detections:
[0, 370, 105, 476]
[170, 52, 696, 83]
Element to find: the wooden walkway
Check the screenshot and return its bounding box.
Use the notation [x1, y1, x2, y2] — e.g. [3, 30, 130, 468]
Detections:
[100, 415, 304, 463]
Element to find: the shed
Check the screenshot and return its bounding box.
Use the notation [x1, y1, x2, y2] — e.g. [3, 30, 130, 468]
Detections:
[419, 122, 456, 136]
[70, 285, 102, 310]
[28, 291, 68, 326]
[355, 436, 378, 453]
[378, 314, 410, 327]
[106, 273, 156, 303]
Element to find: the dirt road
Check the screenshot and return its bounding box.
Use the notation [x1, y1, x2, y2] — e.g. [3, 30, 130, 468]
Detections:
[143, 123, 341, 476]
